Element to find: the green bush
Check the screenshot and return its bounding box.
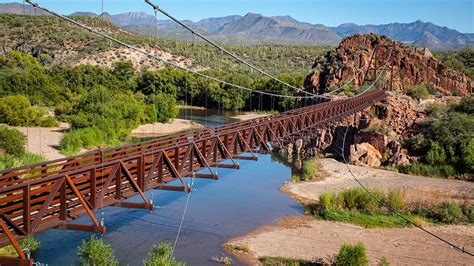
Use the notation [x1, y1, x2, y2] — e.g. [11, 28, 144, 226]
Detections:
[0, 126, 25, 156]
[385, 190, 405, 211]
[319, 192, 341, 210]
[461, 204, 474, 223]
[0, 95, 58, 127]
[378, 257, 390, 266]
[335, 242, 368, 266]
[397, 163, 456, 178]
[461, 138, 474, 172]
[143, 242, 185, 266]
[0, 152, 47, 171]
[407, 84, 430, 100]
[433, 202, 463, 224]
[452, 97, 474, 115]
[341, 188, 382, 212]
[0, 237, 40, 258]
[426, 142, 446, 165]
[77, 235, 118, 266]
[301, 159, 317, 181]
[59, 127, 105, 156]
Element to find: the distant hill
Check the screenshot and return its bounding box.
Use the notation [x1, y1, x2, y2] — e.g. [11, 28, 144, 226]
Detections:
[1, 2, 472, 50]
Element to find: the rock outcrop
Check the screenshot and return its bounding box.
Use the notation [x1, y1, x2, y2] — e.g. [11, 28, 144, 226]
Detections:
[304, 34, 472, 96]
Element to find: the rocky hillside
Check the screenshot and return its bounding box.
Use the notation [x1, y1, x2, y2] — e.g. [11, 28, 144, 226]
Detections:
[304, 34, 473, 96]
[0, 14, 195, 70]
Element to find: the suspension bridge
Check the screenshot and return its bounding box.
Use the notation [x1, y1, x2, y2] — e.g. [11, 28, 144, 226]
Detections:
[0, 0, 470, 265]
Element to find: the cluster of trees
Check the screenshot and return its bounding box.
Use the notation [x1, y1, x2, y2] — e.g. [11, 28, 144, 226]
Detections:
[1, 50, 311, 155]
[402, 97, 474, 179]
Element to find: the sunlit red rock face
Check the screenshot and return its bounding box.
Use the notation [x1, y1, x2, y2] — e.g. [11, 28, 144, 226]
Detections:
[304, 34, 472, 96]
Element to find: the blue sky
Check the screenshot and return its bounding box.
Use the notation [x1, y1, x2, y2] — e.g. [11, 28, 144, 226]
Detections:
[3, 0, 473, 33]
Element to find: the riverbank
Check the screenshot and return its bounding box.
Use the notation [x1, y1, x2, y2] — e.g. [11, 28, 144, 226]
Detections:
[14, 119, 203, 161]
[131, 119, 203, 136]
[231, 112, 270, 121]
[226, 216, 474, 265]
[225, 158, 474, 265]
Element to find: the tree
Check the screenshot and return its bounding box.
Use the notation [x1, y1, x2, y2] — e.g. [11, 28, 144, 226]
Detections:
[335, 242, 368, 266]
[426, 142, 446, 165]
[77, 235, 118, 265]
[461, 138, 474, 172]
[0, 126, 26, 157]
[143, 242, 185, 266]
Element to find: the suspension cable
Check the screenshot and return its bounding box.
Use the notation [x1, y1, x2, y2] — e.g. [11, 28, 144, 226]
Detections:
[143, 0, 319, 97]
[25, 0, 327, 100]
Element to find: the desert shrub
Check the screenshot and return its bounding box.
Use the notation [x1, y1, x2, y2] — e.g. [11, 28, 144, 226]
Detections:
[301, 159, 317, 181]
[426, 102, 448, 118]
[425, 142, 446, 165]
[341, 188, 382, 212]
[0, 237, 40, 258]
[77, 235, 118, 266]
[460, 138, 474, 172]
[452, 97, 474, 115]
[0, 126, 25, 156]
[319, 192, 341, 210]
[335, 242, 368, 266]
[385, 190, 405, 211]
[397, 163, 456, 178]
[407, 84, 429, 100]
[432, 202, 463, 224]
[461, 204, 474, 223]
[0, 152, 47, 171]
[362, 123, 392, 135]
[0, 95, 58, 127]
[318, 188, 384, 213]
[143, 242, 185, 266]
[59, 127, 105, 156]
[378, 257, 390, 266]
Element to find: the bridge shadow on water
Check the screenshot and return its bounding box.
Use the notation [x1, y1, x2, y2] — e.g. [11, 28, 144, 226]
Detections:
[34, 153, 303, 265]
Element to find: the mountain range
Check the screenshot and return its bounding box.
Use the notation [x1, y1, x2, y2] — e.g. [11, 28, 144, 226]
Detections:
[1, 2, 473, 50]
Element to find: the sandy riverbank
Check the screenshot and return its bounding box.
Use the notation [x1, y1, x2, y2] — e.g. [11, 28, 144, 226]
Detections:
[225, 158, 474, 265]
[231, 112, 270, 121]
[12, 119, 203, 161]
[282, 158, 474, 206]
[131, 118, 203, 135]
[14, 123, 69, 161]
[226, 216, 474, 265]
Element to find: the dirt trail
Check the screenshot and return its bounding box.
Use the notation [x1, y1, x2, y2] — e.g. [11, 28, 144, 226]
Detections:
[226, 158, 474, 265]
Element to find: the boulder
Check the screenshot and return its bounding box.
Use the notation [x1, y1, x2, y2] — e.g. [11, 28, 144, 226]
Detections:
[349, 143, 382, 167]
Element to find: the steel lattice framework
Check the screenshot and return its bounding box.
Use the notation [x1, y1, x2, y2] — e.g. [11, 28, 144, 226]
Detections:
[0, 90, 386, 265]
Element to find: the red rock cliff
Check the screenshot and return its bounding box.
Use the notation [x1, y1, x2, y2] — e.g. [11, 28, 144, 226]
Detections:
[304, 34, 472, 96]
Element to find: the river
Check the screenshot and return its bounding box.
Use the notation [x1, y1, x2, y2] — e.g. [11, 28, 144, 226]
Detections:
[33, 109, 302, 265]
